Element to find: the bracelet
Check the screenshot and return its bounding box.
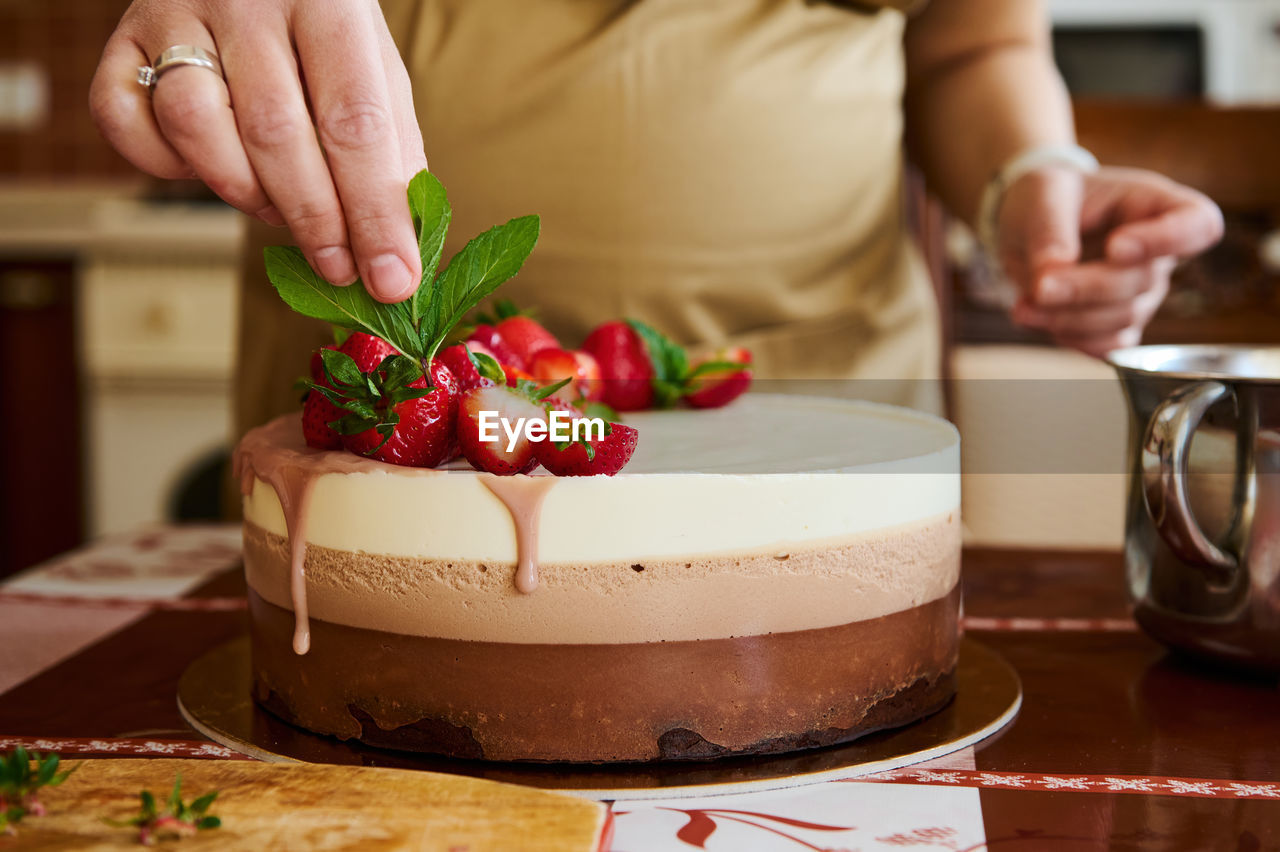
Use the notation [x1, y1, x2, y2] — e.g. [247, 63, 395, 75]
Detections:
[976, 144, 1100, 260]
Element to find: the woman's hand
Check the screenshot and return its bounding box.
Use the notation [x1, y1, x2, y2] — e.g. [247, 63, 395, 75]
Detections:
[997, 166, 1224, 356]
[90, 0, 427, 302]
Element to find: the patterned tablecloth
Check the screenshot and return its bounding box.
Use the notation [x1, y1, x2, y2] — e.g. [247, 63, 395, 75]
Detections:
[2, 526, 1278, 850]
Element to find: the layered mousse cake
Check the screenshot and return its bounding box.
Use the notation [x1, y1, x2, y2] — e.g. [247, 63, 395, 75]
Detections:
[236, 394, 961, 763]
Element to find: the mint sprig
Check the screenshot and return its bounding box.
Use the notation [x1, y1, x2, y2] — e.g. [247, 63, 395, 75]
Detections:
[266, 171, 539, 370]
[103, 774, 220, 846]
[0, 747, 76, 834]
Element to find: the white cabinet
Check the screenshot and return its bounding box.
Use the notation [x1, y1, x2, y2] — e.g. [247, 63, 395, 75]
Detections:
[79, 197, 244, 536]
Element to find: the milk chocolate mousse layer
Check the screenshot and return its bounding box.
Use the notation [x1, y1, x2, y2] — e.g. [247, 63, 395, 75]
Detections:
[249, 585, 960, 763]
[243, 512, 960, 644]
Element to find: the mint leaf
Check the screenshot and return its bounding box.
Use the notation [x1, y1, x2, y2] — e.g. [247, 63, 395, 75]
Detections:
[420, 215, 540, 360]
[407, 171, 452, 326]
[265, 246, 422, 359]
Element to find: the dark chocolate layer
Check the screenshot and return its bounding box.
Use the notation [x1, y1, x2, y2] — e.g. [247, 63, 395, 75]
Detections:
[249, 586, 960, 763]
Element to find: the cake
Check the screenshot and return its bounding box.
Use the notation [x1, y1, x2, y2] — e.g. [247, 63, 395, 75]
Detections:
[235, 393, 961, 763]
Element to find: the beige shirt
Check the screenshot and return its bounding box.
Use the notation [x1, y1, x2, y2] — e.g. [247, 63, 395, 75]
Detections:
[236, 0, 940, 437]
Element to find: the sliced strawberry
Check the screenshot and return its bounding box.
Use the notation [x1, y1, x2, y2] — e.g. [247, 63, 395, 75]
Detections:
[468, 324, 525, 370]
[495, 315, 560, 366]
[503, 365, 534, 388]
[581, 321, 655, 411]
[535, 414, 638, 476]
[456, 384, 549, 475]
[528, 347, 604, 403]
[685, 346, 753, 409]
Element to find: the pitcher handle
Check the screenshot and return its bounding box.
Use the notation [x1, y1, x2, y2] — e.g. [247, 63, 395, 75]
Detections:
[1141, 380, 1240, 577]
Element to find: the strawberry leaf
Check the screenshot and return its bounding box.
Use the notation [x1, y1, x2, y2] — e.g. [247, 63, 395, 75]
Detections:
[531, 377, 572, 401]
[626, 319, 689, 408]
[686, 359, 748, 379]
[378, 355, 429, 393]
[319, 349, 366, 390]
[469, 350, 507, 384]
[265, 246, 423, 360]
[420, 215, 540, 360]
[407, 171, 452, 326]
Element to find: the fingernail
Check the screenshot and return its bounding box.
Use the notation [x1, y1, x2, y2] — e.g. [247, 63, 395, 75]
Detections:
[256, 205, 285, 227]
[367, 254, 415, 301]
[1109, 236, 1144, 264]
[314, 246, 357, 286]
[1036, 275, 1071, 306]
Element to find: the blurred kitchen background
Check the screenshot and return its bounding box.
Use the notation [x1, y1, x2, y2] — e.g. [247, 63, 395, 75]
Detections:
[1, 0, 1278, 575]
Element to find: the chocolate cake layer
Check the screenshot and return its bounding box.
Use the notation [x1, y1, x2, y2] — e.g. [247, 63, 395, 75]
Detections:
[249, 586, 960, 763]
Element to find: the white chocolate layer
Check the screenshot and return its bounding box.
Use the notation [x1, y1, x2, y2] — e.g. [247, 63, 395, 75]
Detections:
[242, 395, 960, 563]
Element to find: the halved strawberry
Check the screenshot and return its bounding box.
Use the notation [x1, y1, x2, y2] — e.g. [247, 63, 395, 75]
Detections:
[685, 347, 753, 409]
[535, 412, 638, 476]
[529, 347, 604, 403]
[457, 384, 554, 475]
[468, 324, 525, 370]
[504, 365, 534, 388]
[496, 315, 560, 366]
[581, 321, 655, 411]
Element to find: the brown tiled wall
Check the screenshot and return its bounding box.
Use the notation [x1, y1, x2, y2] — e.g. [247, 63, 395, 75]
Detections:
[0, 0, 136, 178]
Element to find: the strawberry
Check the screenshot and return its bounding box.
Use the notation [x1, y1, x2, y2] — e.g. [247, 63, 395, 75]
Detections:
[438, 343, 506, 392]
[338, 330, 398, 369]
[308, 343, 337, 382]
[504, 365, 535, 387]
[581, 321, 655, 411]
[495, 315, 560, 367]
[685, 347, 753, 409]
[301, 388, 343, 450]
[339, 359, 459, 467]
[306, 333, 460, 468]
[456, 384, 550, 475]
[467, 324, 526, 370]
[535, 413, 638, 476]
[528, 347, 604, 403]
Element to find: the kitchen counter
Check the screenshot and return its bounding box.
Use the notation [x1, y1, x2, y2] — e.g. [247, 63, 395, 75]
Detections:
[1, 527, 1277, 849]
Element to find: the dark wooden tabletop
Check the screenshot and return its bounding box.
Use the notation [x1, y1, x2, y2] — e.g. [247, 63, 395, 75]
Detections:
[2, 544, 1278, 849]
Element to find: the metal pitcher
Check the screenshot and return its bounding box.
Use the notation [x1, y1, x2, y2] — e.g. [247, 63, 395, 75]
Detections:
[1109, 345, 1280, 673]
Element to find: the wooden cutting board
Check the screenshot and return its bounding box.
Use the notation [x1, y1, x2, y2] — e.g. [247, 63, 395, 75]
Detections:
[15, 758, 612, 851]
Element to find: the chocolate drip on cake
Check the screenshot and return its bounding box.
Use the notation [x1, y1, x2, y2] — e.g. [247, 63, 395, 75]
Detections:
[480, 475, 556, 593]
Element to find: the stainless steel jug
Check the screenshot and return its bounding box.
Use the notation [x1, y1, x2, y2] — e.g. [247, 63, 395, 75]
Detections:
[1109, 345, 1280, 673]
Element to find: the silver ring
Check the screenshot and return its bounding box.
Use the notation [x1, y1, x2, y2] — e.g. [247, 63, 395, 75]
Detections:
[137, 45, 223, 90]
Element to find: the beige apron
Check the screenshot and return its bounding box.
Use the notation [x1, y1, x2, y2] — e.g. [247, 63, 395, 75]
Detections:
[235, 0, 940, 439]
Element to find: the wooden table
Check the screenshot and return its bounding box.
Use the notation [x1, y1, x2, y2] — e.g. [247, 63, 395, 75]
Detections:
[2, 527, 1278, 849]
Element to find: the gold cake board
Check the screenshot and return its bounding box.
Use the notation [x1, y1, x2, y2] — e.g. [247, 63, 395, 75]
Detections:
[178, 636, 1020, 802]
